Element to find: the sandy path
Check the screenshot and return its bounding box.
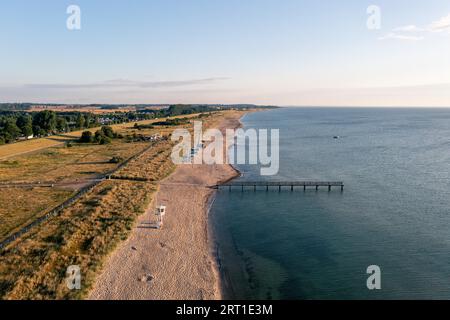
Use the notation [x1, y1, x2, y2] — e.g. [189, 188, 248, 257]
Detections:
[89, 115, 242, 300]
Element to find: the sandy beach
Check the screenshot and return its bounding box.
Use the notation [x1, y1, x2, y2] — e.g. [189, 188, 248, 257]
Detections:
[89, 112, 243, 300]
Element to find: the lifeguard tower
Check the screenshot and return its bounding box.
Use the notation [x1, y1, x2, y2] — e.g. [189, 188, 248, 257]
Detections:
[155, 205, 166, 229]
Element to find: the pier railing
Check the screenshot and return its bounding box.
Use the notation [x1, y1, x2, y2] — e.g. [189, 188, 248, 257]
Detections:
[214, 181, 344, 191]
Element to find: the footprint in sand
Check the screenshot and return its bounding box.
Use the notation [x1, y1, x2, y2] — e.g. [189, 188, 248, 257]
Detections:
[139, 274, 154, 283]
[159, 242, 171, 250]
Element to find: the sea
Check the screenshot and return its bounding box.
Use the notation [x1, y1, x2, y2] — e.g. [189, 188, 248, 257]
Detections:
[210, 107, 450, 299]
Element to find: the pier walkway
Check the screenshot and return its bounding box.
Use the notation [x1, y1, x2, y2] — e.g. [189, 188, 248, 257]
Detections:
[214, 181, 344, 192]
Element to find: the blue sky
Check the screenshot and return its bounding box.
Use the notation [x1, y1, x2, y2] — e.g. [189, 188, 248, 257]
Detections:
[1, 0, 450, 106]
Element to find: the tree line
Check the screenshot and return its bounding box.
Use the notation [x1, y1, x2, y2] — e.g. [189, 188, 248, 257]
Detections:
[0, 105, 219, 145]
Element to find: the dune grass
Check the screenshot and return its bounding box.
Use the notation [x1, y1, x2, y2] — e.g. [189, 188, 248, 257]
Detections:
[0, 188, 74, 241]
[0, 180, 158, 299]
[0, 140, 176, 299]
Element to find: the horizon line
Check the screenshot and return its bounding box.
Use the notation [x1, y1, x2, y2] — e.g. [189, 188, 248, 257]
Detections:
[2, 102, 450, 109]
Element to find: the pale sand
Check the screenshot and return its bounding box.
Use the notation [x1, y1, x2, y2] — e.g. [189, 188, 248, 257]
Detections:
[89, 114, 243, 300]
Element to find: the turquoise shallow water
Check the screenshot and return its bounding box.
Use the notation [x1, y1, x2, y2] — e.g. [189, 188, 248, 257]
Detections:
[211, 107, 450, 300]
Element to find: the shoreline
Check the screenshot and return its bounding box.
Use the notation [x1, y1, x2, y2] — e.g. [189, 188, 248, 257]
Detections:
[89, 111, 246, 300]
[207, 114, 246, 299]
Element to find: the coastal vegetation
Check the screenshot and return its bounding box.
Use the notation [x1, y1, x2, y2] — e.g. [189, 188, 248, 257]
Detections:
[0, 105, 221, 145]
[0, 112, 201, 242]
[0, 180, 161, 299]
[0, 138, 151, 242]
[0, 104, 277, 145]
[0, 110, 238, 299]
[0, 134, 176, 299]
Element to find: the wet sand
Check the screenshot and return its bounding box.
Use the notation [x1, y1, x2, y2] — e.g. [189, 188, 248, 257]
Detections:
[89, 113, 243, 300]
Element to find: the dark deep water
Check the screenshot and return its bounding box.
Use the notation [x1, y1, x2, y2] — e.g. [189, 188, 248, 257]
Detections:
[211, 107, 450, 299]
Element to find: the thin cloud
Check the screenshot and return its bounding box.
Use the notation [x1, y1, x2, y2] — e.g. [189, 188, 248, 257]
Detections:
[22, 77, 229, 90]
[378, 33, 424, 41]
[384, 12, 450, 41]
[393, 25, 424, 32]
[428, 13, 450, 32]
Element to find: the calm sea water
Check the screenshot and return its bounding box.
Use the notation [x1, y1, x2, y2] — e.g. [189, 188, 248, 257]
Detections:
[211, 107, 450, 300]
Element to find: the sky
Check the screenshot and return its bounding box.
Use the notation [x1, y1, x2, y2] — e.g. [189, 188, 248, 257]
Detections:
[0, 0, 450, 106]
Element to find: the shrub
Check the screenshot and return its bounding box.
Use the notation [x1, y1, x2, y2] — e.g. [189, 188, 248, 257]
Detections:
[94, 126, 118, 144]
[99, 136, 112, 145]
[94, 130, 103, 142]
[100, 126, 115, 138]
[79, 131, 94, 143]
[109, 156, 123, 164]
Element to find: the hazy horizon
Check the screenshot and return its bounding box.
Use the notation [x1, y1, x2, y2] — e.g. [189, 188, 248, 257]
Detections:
[3, 103, 450, 109]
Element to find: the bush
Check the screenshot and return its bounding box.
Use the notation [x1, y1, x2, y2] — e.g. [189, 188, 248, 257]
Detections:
[99, 136, 112, 145]
[109, 156, 123, 164]
[79, 131, 94, 143]
[93, 126, 118, 144]
[94, 130, 103, 142]
[100, 126, 115, 138]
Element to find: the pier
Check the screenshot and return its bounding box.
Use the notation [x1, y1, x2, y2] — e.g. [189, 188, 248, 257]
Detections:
[214, 181, 344, 192]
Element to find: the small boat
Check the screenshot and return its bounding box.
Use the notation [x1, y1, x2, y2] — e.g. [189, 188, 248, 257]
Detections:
[333, 136, 340, 139]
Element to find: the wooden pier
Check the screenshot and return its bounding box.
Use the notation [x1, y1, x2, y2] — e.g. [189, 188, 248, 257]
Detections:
[214, 181, 344, 192]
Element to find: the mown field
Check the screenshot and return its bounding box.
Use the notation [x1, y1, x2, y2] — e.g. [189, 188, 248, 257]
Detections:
[0, 111, 229, 299]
